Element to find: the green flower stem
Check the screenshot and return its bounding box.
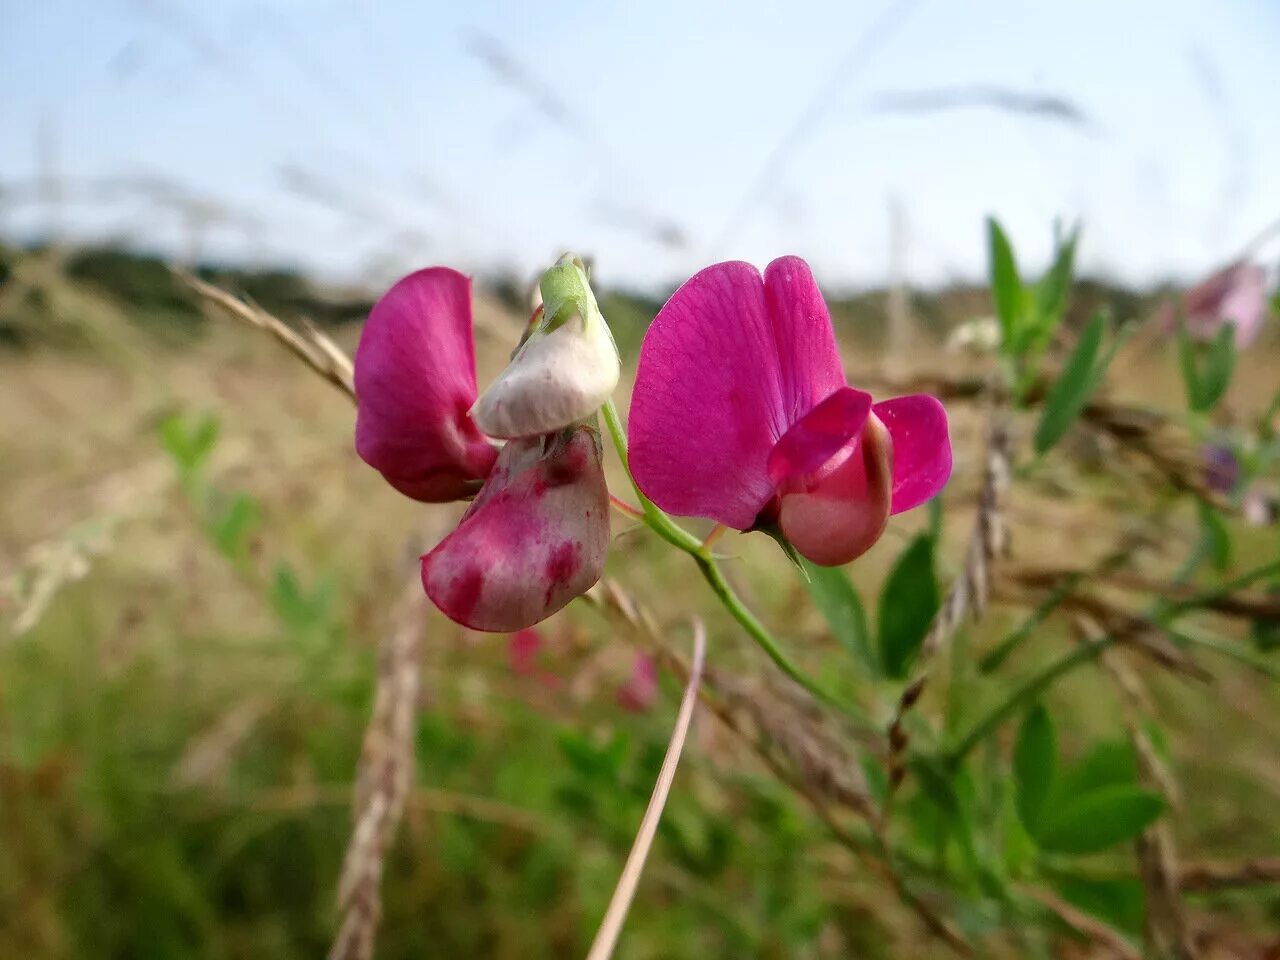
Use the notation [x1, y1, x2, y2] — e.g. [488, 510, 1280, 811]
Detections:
[944, 635, 1118, 769]
[947, 555, 1280, 767]
[600, 398, 864, 723]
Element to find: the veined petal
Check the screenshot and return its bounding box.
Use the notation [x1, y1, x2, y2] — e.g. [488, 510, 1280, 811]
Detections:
[778, 414, 894, 566]
[872, 395, 952, 515]
[629, 257, 845, 529]
[354, 268, 497, 501]
[1184, 261, 1269, 347]
[762, 256, 847, 422]
[421, 425, 610, 632]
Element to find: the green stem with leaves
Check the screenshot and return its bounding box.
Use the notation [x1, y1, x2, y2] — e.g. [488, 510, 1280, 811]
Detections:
[600, 399, 863, 722]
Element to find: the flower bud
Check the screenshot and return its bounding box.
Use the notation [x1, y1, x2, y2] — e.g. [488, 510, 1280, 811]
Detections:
[471, 254, 620, 439]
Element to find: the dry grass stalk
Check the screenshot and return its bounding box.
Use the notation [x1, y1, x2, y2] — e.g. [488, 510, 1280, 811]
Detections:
[327, 578, 425, 960]
[587, 580, 972, 956]
[173, 268, 356, 402]
[1178, 857, 1280, 892]
[585, 619, 706, 960]
[1020, 886, 1142, 960]
[888, 412, 1011, 791]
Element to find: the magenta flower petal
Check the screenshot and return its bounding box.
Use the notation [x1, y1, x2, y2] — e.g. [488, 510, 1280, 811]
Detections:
[629, 258, 844, 529]
[872, 394, 952, 515]
[778, 414, 894, 566]
[354, 267, 498, 502]
[768, 387, 873, 489]
[420, 426, 610, 632]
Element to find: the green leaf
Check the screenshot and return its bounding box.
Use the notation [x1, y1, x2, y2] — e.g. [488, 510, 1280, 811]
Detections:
[1196, 324, 1237, 412]
[987, 218, 1023, 352]
[1050, 741, 1137, 801]
[1176, 320, 1200, 411]
[1013, 704, 1056, 834]
[1031, 227, 1079, 346]
[1050, 872, 1145, 935]
[158, 412, 220, 474]
[208, 493, 260, 559]
[269, 562, 334, 632]
[1034, 311, 1106, 454]
[878, 534, 940, 679]
[1037, 785, 1164, 854]
[1196, 500, 1231, 572]
[799, 559, 876, 674]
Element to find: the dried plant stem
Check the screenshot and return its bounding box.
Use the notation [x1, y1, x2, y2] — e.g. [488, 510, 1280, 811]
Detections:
[888, 413, 1011, 790]
[173, 268, 357, 402]
[1179, 857, 1280, 891]
[328, 580, 425, 960]
[585, 620, 706, 960]
[1020, 886, 1142, 960]
[589, 580, 971, 955]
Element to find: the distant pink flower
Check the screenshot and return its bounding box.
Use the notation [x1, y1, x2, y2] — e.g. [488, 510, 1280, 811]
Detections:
[617, 653, 659, 712]
[507, 628, 543, 676]
[355, 268, 609, 632]
[629, 257, 951, 566]
[1178, 261, 1269, 347]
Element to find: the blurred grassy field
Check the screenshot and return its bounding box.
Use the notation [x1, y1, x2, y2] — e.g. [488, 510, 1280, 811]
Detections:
[1, 249, 1278, 958]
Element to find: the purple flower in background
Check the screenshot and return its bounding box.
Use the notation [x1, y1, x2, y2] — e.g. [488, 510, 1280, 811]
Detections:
[1201, 443, 1241, 494]
[1179, 261, 1269, 347]
[354, 267, 610, 632]
[628, 257, 952, 566]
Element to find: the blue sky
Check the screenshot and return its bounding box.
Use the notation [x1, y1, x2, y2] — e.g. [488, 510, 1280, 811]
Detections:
[2, 0, 1278, 290]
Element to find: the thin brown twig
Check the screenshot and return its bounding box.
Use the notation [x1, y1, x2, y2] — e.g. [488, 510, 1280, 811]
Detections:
[327, 578, 425, 960]
[887, 412, 1011, 792]
[173, 267, 357, 401]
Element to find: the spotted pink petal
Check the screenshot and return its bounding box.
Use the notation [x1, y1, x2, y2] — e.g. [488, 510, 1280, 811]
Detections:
[778, 414, 894, 566]
[421, 426, 610, 632]
[872, 394, 952, 514]
[629, 257, 845, 529]
[354, 267, 498, 502]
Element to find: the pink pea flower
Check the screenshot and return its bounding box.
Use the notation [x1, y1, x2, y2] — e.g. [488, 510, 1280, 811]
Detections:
[355, 266, 611, 632]
[629, 257, 951, 566]
[617, 653, 660, 713]
[1179, 261, 1269, 348]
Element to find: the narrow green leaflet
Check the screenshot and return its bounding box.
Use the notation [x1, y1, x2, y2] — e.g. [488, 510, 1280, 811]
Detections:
[987, 217, 1023, 350]
[878, 535, 940, 679]
[1013, 704, 1056, 834]
[799, 559, 876, 674]
[1030, 228, 1079, 350]
[1179, 321, 1237, 413]
[1196, 324, 1237, 412]
[1034, 311, 1106, 454]
[1036, 785, 1164, 854]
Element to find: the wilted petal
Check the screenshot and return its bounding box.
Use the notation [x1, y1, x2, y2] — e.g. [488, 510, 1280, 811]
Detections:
[873, 394, 953, 514]
[778, 414, 894, 566]
[629, 257, 844, 529]
[421, 426, 610, 631]
[354, 268, 497, 501]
